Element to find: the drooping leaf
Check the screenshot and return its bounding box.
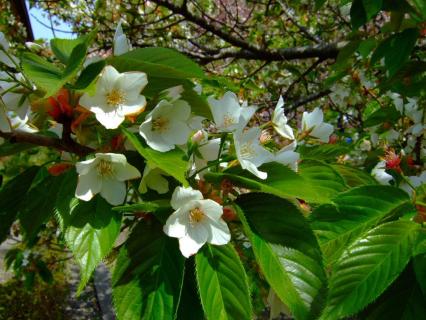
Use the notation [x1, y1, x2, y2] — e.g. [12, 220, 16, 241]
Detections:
[362, 0, 383, 20]
[21, 53, 63, 97]
[111, 47, 205, 79]
[50, 31, 96, 64]
[321, 220, 421, 319]
[122, 127, 188, 186]
[195, 243, 252, 320]
[64, 195, 121, 292]
[18, 172, 67, 243]
[112, 219, 185, 320]
[298, 144, 350, 161]
[177, 257, 205, 320]
[205, 160, 346, 204]
[235, 193, 327, 320]
[0, 167, 39, 244]
[311, 185, 414, 265]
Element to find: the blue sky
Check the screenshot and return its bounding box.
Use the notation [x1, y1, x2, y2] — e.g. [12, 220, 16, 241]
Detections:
[26, 0, 75, 40]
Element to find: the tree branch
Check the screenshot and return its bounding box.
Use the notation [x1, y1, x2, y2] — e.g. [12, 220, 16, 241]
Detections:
[150, 0, 341, 62]
[0, 130, 94, 157]
[289, 89, 331, 109]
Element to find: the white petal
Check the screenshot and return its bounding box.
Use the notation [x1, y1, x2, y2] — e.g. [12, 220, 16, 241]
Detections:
[302, 108, 323, 131]
[238, 105, 256, 129]
[139, 120, 174, 152]
[199, 199, 223, 221]
[171, 186, 203, 210]
[114, 162, 141, 181]
[98, 66, 121, 93]
[163, 209, 188, 238]
[78, 92, 107, 112]
[207, 218, 231, 245]
[198, 138, 221, 161]
[120, 95, 146, 116]
[171, 100, 191, 121]
[241, 160, 268, 180]
[310, 123, 333, 142]
[94, 109, 125, 129]
[116, 72, 148, 101]
[75, 158, 98, 175]
[161, 121, 191, 146]
[178, 234, 205, 258]
[75, 171, 102, 201]
[100, 178, 126, 205]
[114, 34, 131, 56]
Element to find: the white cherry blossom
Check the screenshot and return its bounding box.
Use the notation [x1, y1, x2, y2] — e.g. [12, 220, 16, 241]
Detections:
[193, 137, 221, 178]
[301, 107, 333, 142]
[139, 99, 192, 152]
[271, 96, 294, 140]
[163, 186, 230, 258]
[75, 153, 141, 205]
[208, 91, 256, 132]
[0, 72, 31, 119]
[234, 127, 273, 180]
[79, 66, 147, 129]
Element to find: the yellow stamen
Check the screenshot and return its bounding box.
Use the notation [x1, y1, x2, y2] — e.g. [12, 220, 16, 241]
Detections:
[106, 89, 125, 107]
[239, 142, 256, 159]
[223, 114, 236, 128]
[189, 207, 205, 224]
[152, 116, 169, 132]
[96, 159, 114, 177]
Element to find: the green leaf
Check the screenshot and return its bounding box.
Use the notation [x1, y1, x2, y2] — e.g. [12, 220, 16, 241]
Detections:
[64, 196, 121, 292]
[0, 167, 39, 244]
[205, 160, 346, 204]
[371, 28, 419, 76]
[362, 263, 426, 319]
[18, 172, 67, 243]
[235, 193, 327, 320]
[195, 244, 252, 320]
[111, 47, 205, 79]
[122, 127, 188, 186]
[334, 40, 360, 71]
[322, 220, 421, 319]
[413, 253, 426, 297]
[362, 0, 383, 20]
[177, 258, 205, 320]
[50, 32, 95, 64]
[54, 168, 78, 230]
[412, 0, 426, 18]
[71, 60, 106, 90]
[62, 43, 88, 84]
[364, 105, 400, 127]
[299, 144, 350, 161]
[331, 164, 377, 187]
[311, 185, 414, 265]
[21, 53, 63, 97]
[180, 84, 212, 119]
[112, 220, 185, 320]
[350, 0, 367, 29]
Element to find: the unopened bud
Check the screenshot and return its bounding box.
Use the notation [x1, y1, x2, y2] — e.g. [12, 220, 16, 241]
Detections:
[191, 130, 206, 144]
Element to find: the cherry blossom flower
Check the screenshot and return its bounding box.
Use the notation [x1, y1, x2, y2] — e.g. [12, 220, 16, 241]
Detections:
[301, 107, 333, 142]
[79, 66, 147, 129]
[139, 99, 192, 152]
[234, 127, 273, 179]
[271, 96, 294, 140]
[163, 186, 230, 258]
[208, 91, 256, 132]
[75, 153, 140, 205]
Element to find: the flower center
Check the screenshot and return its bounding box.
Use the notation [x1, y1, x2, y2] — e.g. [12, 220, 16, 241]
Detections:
[239, 141, 256, 159]
[152, 116, 169, 132]
[96, 159, 114, 177]
[106, 89, 125, 107]
[223, 113, 237, 128]
[189, 207, 205, 224]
